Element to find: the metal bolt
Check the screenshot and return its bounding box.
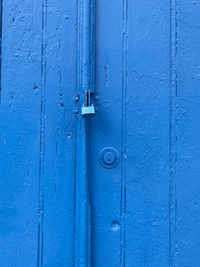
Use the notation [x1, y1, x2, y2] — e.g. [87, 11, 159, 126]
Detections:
[74, 108, 79, 115]
[74, 95, 80, 103]
[111, 221, 120, 232]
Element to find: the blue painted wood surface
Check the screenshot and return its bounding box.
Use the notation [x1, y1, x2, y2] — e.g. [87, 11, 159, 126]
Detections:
[0, 0, 200, 266]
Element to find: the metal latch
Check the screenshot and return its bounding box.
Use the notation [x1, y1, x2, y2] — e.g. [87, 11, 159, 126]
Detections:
[81, 90, 95, 117]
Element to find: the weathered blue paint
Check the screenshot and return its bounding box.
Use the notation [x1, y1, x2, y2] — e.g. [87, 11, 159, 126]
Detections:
[0, 0, 200, 266]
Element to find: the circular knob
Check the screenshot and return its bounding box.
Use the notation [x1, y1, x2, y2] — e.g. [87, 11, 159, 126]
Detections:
[99, 147, 120, 169]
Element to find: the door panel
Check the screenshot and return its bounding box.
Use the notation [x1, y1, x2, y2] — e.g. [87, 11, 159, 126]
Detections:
[176, 1, 200, 266]
[0, 1, 77, 266]
[125, 0, 170, 265]
[91, 0, 171, 266]
[0, 0, 200, 266]
[42, 1, 77, 266]
[0, 0, 42, 266]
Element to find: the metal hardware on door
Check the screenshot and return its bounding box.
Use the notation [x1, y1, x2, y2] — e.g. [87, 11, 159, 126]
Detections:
[75, 0, 95, 266]
[81, 90, 95, 117]
[74, 94, 80, 103]
[99, 147, 120, 169]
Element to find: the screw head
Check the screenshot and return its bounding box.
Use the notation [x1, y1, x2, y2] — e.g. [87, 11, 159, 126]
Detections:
[111, 220, 120, 232]
[74, 108, 79, 115]
[74, 95, 80, 103]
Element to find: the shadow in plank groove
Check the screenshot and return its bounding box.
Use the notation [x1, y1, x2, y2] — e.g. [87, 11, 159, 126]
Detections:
[0, 0, 3, 103]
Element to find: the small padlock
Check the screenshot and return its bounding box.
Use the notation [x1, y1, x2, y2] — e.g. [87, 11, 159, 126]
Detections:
[81, 91, 95, 117]
[81, 104, 95, 117]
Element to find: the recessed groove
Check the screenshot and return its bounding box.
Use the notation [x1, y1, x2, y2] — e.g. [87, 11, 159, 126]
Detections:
[0, 0, 4, 104]
[120, 0, 128, 266]
[169, 0, 178, 265]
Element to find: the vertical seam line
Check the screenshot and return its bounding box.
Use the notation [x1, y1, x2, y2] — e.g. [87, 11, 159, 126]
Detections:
[169, 0, 178, 265]
[120, 0, 128, 266]
[0, 0, 3, 104]
[73, 0, 79, 264]
[37, 1, 47, 266]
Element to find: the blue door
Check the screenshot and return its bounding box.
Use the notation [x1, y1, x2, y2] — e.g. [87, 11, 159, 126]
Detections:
[0, 0, 200, 266]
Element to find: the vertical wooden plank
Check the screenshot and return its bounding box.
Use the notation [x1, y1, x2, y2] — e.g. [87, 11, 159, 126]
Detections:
[90, 0, 124, 265]
[175, 0, 200, 265]
[0, 0, 43, 266]
[41, 1, 77, 266]
[125, 0, 171, 265]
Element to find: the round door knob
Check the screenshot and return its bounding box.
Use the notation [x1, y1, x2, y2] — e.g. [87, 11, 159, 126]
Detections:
[99, 147, 120, 169]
